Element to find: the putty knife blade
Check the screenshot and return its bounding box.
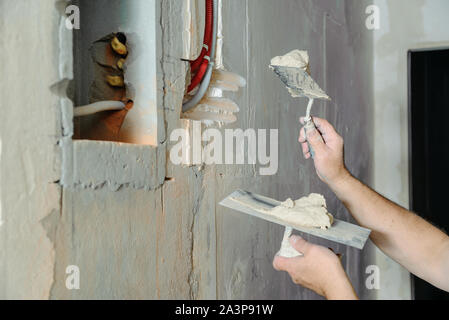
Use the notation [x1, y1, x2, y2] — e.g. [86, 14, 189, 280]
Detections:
[270, 65, 331, 100]
[219, 190, 371, 250]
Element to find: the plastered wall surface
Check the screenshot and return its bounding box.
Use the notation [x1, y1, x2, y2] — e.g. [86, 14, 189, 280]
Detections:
[0, 0, 66, 299]
[1, 0, 376, 299]
[215, 0, 375, 299]
[371, 0, 449, 300]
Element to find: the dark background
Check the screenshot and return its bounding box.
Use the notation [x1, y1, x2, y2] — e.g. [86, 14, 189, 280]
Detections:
[409, 48, 449, 300]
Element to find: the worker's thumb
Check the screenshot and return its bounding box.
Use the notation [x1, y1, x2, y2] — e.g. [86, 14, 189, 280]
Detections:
[289, 235, 309, 255]
[305, 126, 326, 153]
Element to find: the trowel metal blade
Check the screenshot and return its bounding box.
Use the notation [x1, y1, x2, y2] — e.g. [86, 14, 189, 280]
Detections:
[219, 190, 370, 250]
[270, 65, 331, 101]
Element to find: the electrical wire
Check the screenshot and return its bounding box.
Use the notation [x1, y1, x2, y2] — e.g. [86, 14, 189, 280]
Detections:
[74, 101, 125, 117]
[182, 0, 218, 113]
[190, 0, 213, 73]
[188, 0, 214, 92]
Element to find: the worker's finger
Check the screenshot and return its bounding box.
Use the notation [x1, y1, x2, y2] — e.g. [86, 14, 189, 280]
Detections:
[304, 151, 311, 160]
[311, 117, 334, 132]
[310, 118, 340, 142]
[272, 255, 302, 273]
[300, 117, 339, 142]
[298, 126, 307, 143]
[272, 255, 286, 271]
[301, 142, 310, 159]
[299, 127, 311, 159]
[305, 125, 327, 154]
[289, 235, 310, 255]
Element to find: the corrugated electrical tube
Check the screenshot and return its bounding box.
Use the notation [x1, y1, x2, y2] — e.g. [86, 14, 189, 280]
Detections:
[182, 0, 218, 113]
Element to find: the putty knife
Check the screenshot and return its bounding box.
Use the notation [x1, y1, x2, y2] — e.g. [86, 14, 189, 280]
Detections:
[219, 190, 371, 250]
[270, 63, 330, 158]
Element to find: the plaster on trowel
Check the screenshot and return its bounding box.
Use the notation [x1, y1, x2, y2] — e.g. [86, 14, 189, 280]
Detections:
[269, 50, 331, 157]
[219, 190, 371, 251]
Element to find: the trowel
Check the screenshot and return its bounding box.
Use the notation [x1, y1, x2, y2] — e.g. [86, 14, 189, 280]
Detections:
[219, 190, 371, 250]
[269, 50, 331, 158]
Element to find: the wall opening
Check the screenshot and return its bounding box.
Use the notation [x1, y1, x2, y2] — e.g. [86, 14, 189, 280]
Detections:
[409, 48, 449, 300]
[72, 0, 158, 146]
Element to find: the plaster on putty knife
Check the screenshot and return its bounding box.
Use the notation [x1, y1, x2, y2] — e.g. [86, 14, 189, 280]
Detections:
[269, 50, 331, 158]
[219, 190, 371, 250]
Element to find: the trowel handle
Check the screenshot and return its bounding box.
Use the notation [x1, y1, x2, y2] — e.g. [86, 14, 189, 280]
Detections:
[304, 119, 323, 159]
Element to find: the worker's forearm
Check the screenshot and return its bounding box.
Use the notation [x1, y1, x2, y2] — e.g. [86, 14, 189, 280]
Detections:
[327, 172, 449, 291]
[302, 117, 449, 291]
[327, 173, 396, 236]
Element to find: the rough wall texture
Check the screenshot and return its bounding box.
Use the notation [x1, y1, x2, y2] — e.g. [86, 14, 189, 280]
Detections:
[0, 0, 65, 299]
[1, 0, 376, 299]
[215, 0, 375, 300]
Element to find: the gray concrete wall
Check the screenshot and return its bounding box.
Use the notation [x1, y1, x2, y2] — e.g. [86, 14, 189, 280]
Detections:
[216, 0, 375, 299]
[1, 0, 375, 299]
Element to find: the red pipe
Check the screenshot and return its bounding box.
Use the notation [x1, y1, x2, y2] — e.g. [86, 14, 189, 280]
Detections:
[188, 0, 214, 93]
[188, 59, 209, 93]
[191, 0, 213, 73]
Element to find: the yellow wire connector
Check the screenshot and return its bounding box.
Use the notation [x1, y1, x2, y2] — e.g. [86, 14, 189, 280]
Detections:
[106, 75, 125, 87]
[111, 36, 127, 56]
[117, 58, 126, 70]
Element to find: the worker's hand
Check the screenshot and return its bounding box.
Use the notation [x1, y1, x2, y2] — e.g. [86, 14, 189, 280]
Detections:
[299, 117, 350, 186]
[273, 235, 357, 300]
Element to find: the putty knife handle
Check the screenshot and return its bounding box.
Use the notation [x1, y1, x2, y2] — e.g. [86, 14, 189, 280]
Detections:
[304, 119, 323, 159]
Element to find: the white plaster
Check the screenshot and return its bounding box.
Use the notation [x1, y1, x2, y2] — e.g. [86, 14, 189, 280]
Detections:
[270, 50, 309, 69]
[267, 194, 333, 230]
[270, 50, 330, 100]
[277, 227, 302, 258]
[182, 0, 204, 60]
[215, 0, 224, 70]
[182, 0, 194, 59]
